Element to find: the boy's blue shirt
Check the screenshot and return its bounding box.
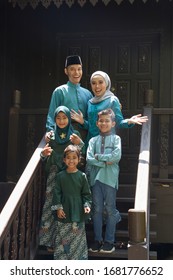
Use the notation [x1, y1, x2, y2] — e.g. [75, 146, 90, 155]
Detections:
[86, 133, 121, 189]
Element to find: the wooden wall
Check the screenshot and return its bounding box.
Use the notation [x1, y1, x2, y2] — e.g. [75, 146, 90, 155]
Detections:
[0, 0, 173, 181]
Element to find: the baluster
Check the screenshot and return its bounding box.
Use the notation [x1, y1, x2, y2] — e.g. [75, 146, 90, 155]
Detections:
[37, 163, 46, 220]
[31, 177, 38, 247]
[25, 186, 33, 259]
[11, 216, 19, 259]
[2, 231, 11, 260]
[159, 115, 169, 178]
[36, 166, 42, 220]
[18, 200, 26, 259]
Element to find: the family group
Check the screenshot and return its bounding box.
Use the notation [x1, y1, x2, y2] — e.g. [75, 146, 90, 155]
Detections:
[39, 55, 148, 260]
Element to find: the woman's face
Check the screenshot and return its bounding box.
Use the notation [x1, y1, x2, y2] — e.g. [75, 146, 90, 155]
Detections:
[91, 75, 107, 97]
[55, 111, 69, 128]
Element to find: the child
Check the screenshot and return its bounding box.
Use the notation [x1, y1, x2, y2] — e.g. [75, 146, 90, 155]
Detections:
[71, 70, 148, 146]
[45, 55, 93, 142]
[86, 108, 121, 253]
[51, 145, 91, 260]
[39, 105, 84, 252]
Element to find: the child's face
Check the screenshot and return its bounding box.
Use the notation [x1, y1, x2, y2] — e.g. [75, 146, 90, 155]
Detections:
[55, 112, 69, 128]
[91, 75, 107, 97]
[63, 151, 79, 171]
[64, 64, 83, 84]
[96, 114, 115, 133]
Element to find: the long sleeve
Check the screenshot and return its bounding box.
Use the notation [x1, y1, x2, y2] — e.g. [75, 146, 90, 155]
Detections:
[79, 119, 89, 130]
[96, 136, 121, 163]
[87, 137, 105, 167]
[110, 97, 134, 129]
[81, 173, 92, 207]
[52, 172, 63, 210]
[86, 134, 121, 189]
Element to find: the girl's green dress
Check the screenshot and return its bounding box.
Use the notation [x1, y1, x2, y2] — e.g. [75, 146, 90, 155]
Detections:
[52, 170, 91, 260]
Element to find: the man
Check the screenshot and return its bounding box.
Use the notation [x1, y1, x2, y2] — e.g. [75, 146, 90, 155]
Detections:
[46, 55, 93, 141]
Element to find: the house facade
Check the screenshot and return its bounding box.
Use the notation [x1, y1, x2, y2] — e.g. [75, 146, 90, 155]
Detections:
[0, 0, 173, 245]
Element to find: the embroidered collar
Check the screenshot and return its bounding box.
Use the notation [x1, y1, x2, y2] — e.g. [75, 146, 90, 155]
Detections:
[100, 131, 112, 137]
[67, 81, 80, 89]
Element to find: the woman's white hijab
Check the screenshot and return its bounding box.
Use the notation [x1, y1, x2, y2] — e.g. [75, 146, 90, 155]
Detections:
[90, 71, 114, 104]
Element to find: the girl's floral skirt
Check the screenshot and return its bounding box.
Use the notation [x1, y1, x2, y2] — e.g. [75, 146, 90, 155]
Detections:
[54, 221, 88, 260]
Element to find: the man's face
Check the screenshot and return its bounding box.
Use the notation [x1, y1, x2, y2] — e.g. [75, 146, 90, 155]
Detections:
[65, 64, 83, 84]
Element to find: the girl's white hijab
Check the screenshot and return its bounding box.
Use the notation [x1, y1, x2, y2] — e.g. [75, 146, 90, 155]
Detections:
[90, 71, 114, 104]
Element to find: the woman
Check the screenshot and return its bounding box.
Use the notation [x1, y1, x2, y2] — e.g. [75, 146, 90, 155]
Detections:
[71, 70, 148, 147]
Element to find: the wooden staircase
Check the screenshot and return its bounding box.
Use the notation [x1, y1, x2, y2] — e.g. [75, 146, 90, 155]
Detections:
[6, 105, 173, 260]
[35, 181, 157, 260]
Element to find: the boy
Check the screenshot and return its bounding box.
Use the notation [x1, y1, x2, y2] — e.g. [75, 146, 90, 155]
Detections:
[46, 55, 93, 141]
[86, 108, 121, 253]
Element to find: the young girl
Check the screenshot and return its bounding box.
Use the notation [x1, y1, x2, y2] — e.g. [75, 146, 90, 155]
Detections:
[39, 106, 84, 252]
[71, 70, 148, 146]
[51, 145, 91, 260]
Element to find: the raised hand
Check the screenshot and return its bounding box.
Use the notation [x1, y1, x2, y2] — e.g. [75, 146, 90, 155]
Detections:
[41, 143, 53, 157]
[71, 109, 84, 125]
[128, 114, 148, 125]
[45, 130, 54, 142]
[70, 133, 82, 145]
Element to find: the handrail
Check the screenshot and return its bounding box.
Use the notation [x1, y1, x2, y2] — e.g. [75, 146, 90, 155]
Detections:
[0, 137, 46, 259]
[128, 106, 152, 259]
